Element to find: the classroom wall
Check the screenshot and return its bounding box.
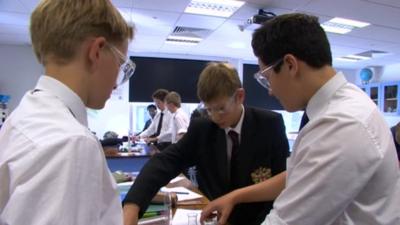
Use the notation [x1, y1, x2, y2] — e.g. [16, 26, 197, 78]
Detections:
[0, 44, 43, 110]
[1, 44, 399, 134]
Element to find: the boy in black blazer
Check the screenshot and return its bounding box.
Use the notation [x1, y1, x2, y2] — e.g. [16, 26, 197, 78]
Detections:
[123, 62, 289, 225]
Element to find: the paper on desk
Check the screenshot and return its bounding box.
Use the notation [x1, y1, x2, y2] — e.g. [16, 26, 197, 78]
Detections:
[172, 209, 201, 225]
[160, 186, 202, 201]
[169, 176, 185, 184]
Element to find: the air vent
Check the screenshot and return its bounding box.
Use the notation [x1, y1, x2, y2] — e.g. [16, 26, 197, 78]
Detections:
[165, 26, 213, 45]
[336, 50, 390, 62]
[171, 26, 213, 37]
[357, 50, 389, 58]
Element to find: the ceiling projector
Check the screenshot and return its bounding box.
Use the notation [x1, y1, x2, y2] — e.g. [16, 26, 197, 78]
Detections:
[239, 9, 276, 31]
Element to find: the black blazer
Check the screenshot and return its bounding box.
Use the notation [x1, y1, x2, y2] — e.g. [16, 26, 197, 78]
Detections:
[124, 107, 289, 225]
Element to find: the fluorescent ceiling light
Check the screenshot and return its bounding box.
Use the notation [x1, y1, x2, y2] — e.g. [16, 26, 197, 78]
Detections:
[165, 35, 202, 46]
[165, 40, 199, 46]
[330, 17, 370, 28]
[167, 35, 202, 42]
[185, 0, 245, 18]
[321, 17, 370, 34]
[335, 57, 360, 62]
[321, 23, 352, 34]
[347, 54, 371, 60]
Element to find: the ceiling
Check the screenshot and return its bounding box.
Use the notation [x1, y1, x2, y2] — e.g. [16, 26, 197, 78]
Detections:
[1, 0, 400, 69]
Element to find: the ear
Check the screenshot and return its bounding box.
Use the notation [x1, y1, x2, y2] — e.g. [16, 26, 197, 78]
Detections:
[283, 54, 299, 77]
[236, 88, 246, 103]
[87, 37, 107, 71]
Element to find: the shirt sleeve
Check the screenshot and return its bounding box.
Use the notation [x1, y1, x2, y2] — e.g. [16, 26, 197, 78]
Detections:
[175, 113, 189, 135]
[263, 114, 383, 225]
[140, 113, 159, 137]
[2, 135, 115, 225]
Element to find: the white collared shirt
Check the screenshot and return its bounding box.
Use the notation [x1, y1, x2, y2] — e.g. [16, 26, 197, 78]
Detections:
[263, 72, 400, 225]
[169, 108, 190, 143]
[0, 76, 122, 225]
[140, 109, 172, 143]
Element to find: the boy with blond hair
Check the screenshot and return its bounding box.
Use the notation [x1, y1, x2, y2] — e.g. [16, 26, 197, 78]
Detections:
[165, 91, 190, 143]
[0, 0, 134, 224]
[123, 62, 289, 225]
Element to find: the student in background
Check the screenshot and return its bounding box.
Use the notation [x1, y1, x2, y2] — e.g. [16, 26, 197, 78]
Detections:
[123, 62, 289, 225]
[165, 91, 190, 143]
[136, 89, 172, 151]
[137, 104, 157, 135]
[0, 0, 134, 224]
[201, 13, 400, 225]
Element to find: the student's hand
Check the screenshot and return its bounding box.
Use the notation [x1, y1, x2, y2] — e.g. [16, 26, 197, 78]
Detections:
[123, 203, 140, 225]
[200, 193, 236, 225]
[145, 137, 157, 144]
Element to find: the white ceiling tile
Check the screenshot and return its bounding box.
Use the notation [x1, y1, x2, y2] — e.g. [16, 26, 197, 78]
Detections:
[302, 0, 400, 29]
[363, 0, 400, 8]
[132, 0, 190, 13]
[350, 26, 400, 44]
[112, 0, 134, 8]
[131, 8, 180, 27]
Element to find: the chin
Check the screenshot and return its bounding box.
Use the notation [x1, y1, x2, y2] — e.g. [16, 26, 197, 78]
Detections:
[87, 101, 106, 110]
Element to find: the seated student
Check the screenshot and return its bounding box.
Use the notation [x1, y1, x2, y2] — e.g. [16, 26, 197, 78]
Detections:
[0, 0, 133, 224]
[136, 89, 172, 151]
[123, 62, 290, 225]
[201, 13, 400, 225]
[165, 91, 190, 143]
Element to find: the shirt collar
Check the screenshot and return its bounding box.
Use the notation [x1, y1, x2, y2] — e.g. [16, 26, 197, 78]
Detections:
[225, 104, 245, 135]
[35, 75, 88, 127]
[306, 72, 347, 121]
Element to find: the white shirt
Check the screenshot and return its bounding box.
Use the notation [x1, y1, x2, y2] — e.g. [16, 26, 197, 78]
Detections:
[263, 72, 400, 225]
[169, 108, 190, 143]
[0, 76, 122, 225]
[140, 109, 172, 143]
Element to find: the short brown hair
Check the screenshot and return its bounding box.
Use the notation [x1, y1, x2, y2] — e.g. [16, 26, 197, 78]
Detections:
[197, 62, 241, 102]
[30, 0, 134, 65]
[152, 89, 169, 101]
[165, 91, 182, 108]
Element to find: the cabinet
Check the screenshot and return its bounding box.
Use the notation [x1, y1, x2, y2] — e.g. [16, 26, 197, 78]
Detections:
[381, 82, 399, 115]
[360, 82, 400, 115]
[360, 83, 381, 108]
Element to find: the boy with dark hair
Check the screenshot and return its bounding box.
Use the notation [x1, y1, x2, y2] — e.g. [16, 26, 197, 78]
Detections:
[137, 89, 172, 150]
[201, 13, 400, 225]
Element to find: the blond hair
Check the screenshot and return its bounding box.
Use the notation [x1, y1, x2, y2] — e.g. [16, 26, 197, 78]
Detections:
[165, 91, 182, 108]
[30, 0, 134, 65]
[197, 62, 241, 102]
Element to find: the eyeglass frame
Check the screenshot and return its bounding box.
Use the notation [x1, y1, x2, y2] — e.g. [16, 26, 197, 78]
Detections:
[253, 58, 283, 90]
[204, 92, 238, 116]
[106, 43, 136, 86]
